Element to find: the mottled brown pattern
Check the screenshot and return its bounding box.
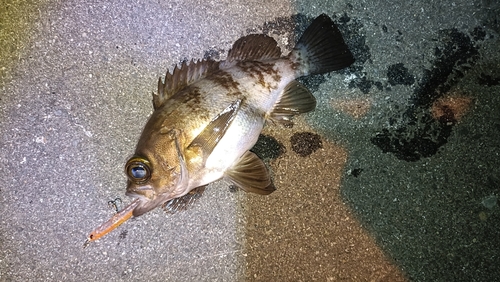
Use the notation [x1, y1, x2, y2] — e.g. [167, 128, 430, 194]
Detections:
[209, 70, 240, 90]
[156, 59, 221, 109]
[179, 87, 206, 115]
[183, 86, 202, 106]
[170, 86, 211, 123]
[237, 61, 282, 90]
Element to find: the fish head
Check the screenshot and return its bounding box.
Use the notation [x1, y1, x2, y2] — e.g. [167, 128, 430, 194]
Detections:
[124, 129, 189, 216]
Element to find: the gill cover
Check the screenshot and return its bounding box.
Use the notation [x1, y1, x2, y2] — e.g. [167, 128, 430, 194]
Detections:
[127, 130, 189, 217]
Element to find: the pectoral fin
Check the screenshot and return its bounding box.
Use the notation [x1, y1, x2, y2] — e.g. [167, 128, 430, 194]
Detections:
[269, 80, 316, 126]
[187, 100, 242, 162]
[225, 151, 275, 195]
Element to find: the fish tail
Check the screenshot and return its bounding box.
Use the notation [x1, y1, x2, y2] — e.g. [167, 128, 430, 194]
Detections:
[290, 14, 354, 76]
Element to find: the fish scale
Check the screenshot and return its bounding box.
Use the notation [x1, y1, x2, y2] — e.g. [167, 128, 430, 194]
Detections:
[84, 14, 354, 246]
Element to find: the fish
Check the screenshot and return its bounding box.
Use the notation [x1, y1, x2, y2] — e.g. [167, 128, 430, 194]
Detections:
[84, 14, 354, 247]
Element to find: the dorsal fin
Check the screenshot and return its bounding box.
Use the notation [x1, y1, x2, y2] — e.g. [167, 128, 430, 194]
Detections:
[153, 59, 220, 110]
[221, 34, 282, 68]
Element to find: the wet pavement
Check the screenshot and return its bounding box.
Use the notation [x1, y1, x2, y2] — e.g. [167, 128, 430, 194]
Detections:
[1, 0, 499, 281]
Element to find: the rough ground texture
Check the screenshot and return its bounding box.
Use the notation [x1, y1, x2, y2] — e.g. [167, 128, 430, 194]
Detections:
[1, 0, 499, 281]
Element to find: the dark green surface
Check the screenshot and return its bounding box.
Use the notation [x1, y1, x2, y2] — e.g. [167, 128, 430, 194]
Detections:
[306, 11, 500, 280]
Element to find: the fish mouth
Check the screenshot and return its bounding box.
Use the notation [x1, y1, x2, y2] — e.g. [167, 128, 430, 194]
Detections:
[125, 178, 187, 217]
[126, 132, 190, 217]
[127, 192, 173, 217]
[126, 184, 168, 216]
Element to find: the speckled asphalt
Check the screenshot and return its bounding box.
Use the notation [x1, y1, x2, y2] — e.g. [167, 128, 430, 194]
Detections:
[1, 0, 499, 281]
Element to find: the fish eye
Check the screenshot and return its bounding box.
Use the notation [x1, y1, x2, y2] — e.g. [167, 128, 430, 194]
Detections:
[125, 157, 151, 183]
[131, 166, 146, 178]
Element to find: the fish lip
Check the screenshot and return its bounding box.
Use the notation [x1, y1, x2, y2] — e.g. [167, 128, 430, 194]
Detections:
[125, 188, 154, 217]
[126, 182, 155, 199]
[130, 193, 173, 216]
[125, 190, 150, 201]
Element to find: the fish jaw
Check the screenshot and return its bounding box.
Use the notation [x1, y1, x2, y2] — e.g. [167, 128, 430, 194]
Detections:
[125, 191, 173, 216]
[124, 155, 180, 216]
[125, 160, 189, 217]
[125, 127, 192, 217]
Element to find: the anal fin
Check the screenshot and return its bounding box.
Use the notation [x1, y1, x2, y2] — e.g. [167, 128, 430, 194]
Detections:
[269, 80, 316, 126]
[225, 151, 275, 195]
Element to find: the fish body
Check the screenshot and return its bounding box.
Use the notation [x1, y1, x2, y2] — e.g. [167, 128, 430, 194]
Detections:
[85, 14, 354, 245]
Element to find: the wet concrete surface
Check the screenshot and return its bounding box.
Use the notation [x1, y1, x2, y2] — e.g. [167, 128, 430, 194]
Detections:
[1, 0, 499, 281]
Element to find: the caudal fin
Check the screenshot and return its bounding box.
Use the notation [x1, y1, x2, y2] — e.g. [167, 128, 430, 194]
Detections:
[290, 14, 354, 76]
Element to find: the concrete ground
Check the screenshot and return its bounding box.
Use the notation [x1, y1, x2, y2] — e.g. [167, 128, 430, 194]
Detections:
[1, 0, 499, 281]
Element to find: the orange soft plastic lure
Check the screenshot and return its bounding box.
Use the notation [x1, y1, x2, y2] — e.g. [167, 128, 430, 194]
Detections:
[83, 198, 141, 248]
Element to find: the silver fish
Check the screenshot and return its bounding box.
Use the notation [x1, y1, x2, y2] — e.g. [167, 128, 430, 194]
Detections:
[84, 14, 353, 246]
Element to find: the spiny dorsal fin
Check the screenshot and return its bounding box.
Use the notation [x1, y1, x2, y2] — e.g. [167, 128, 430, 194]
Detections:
[268, 80, 316, 127]
[153, 59, 220, 110]
[222, 34, 282, 68]
[224, 151, 275, 195]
